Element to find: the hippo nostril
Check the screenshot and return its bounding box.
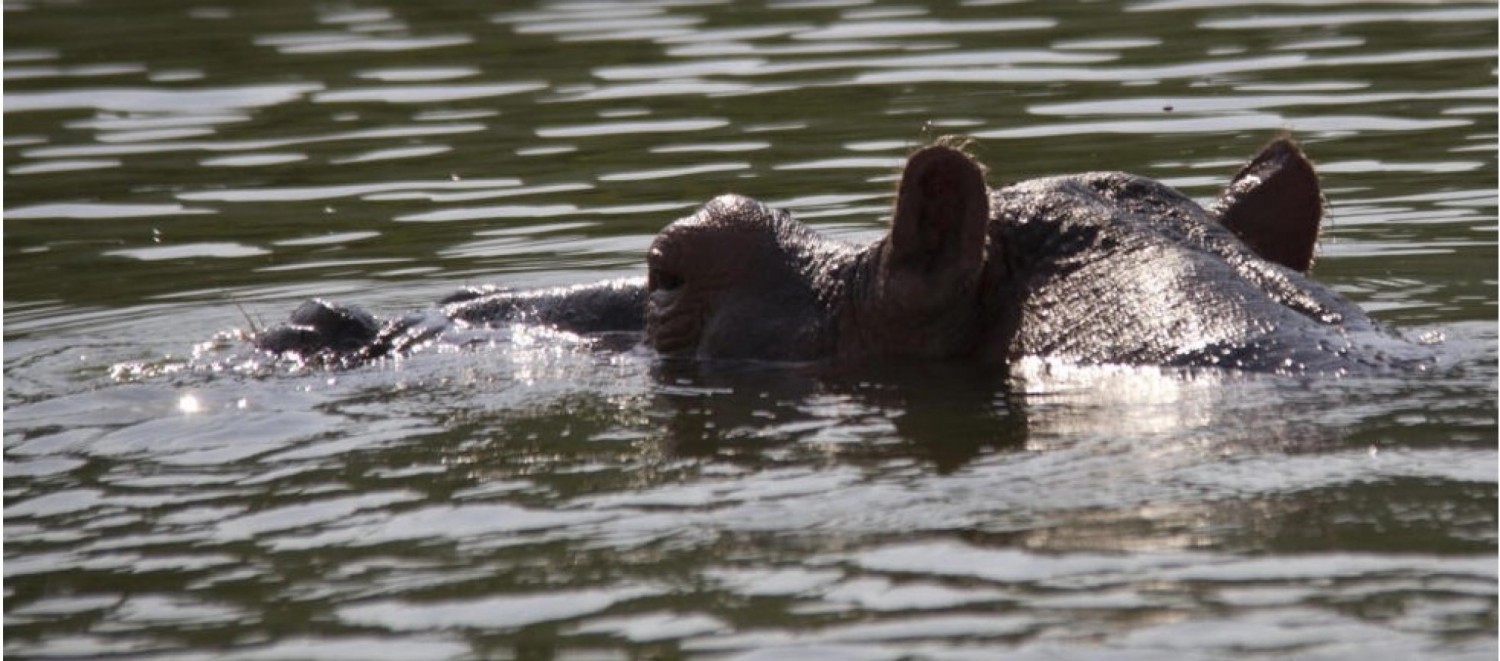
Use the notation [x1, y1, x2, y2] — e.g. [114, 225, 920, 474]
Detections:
[649, 267, 684, 292]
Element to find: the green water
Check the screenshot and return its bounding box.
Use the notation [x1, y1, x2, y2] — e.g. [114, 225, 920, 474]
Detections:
[5, 1, 1496, 659]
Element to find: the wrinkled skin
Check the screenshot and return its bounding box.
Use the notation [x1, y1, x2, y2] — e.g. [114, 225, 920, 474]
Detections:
[253, 137, 1431, 375]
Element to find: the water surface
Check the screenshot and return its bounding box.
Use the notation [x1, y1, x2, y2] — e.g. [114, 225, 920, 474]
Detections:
[5, 0, 1496, 659]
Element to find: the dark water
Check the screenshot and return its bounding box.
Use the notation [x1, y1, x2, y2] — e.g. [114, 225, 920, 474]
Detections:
[5, 1, 1496, 659]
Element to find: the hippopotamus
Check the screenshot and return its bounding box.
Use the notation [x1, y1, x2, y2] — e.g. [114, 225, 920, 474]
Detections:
[254, 137, 1431, 375]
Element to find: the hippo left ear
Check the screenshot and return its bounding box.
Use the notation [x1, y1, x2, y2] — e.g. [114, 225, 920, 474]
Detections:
[887, 144, 988, 278]
[1212, 136, 1325, 273]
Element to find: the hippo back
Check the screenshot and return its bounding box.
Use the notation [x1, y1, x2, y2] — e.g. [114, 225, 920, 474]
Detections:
[980, 172, 1428, 374]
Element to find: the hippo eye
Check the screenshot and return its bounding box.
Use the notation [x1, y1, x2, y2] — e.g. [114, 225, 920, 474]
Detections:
[649, 267, 683, 292]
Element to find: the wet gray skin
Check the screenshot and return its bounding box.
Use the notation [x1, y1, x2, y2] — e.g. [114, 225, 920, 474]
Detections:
[254, 279, 648, 368]
[645, 143, 990, 362]
[643, 137, 1430, 373]
[254, 138, 1432, 375]
[977, 159, 1427, 373]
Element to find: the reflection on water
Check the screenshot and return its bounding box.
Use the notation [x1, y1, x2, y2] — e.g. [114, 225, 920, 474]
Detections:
[5, 0, 1496, 658]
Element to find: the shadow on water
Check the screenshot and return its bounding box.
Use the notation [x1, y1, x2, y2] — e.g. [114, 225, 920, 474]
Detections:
[648, 358, 1025, 473]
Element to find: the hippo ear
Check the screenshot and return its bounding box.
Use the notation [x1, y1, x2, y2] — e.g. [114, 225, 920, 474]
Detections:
[1212, 136, 1324, 273]
[888, 144, 988, 277]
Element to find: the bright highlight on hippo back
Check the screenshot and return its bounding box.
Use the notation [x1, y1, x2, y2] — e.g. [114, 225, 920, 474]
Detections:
[254, 137, 1435, 376]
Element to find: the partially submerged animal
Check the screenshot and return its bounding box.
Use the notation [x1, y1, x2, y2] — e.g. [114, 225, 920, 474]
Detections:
[255, 137, 1431, 375]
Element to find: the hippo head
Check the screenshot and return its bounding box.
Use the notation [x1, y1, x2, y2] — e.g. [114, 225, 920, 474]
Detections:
[644, 136, 1340, 367]
[645, 144, 989, 362]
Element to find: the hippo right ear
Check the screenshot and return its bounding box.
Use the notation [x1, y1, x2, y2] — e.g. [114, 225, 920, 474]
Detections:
[887, 144, 989, 279]
[1212, 137, 1324, 273]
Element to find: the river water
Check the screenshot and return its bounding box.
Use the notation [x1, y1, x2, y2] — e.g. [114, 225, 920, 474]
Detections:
[4, 1, 1496, 659]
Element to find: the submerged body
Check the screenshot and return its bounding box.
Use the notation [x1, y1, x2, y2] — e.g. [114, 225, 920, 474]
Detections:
[254, 138, 1431, 375]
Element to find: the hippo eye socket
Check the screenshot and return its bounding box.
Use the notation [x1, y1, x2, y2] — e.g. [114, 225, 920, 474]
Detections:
[649, 267, 683, 292]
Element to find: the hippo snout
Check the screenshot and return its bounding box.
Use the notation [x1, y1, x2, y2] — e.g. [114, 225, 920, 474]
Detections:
[255, 299, 379, 356]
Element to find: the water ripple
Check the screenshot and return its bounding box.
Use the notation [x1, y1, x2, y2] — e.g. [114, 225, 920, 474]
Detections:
[975, 113, 1469, 139]
[339, 586, 659, 632]
[535, 117, 729, 138]
[598, 161, 750, 181]
[22, 121, 486, 159]
[313, 81, 546, 104]
[355, 66, 481, 82]
[6, 202, 212, 219]
[256, 32, 473, 54]
[328, 145, 452, 164]
[106, 243, 272, 261]
[554, 80, 763, 102]
[855, 47, 1495, 85]
[4, 63, 146, 80]
[1029, 87, 1493, 116]
[791, 17, 1056, 40]
[5, 83, 323, 113]
[8, 158, 121, 174]
[1199, 6, 1497, 30]
[178, 177, 521, 203]
[201, 153, 309, 167]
